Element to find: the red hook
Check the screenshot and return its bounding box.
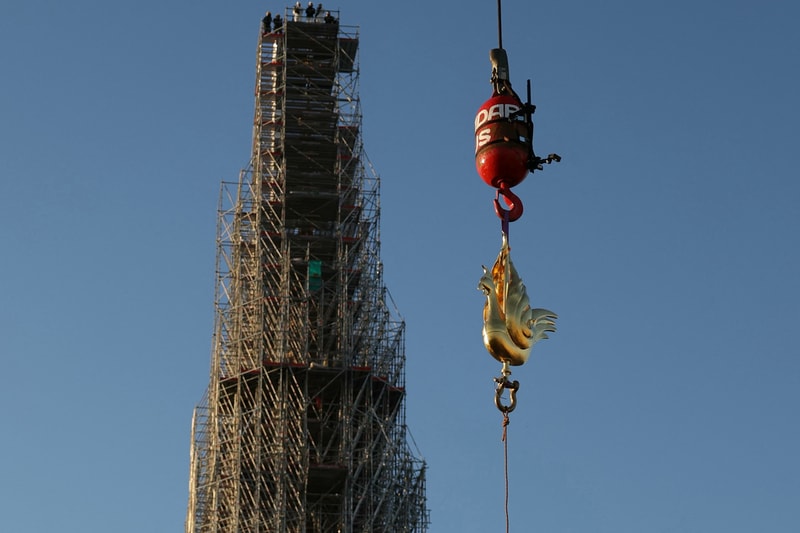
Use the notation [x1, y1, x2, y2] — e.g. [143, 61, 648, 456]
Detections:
[494, 184, 524, 222]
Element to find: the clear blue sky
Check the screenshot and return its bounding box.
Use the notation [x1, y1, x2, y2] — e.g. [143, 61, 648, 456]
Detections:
[2, 1, 798, 531]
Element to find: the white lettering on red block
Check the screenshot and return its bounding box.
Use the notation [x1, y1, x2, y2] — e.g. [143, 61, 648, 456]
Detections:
[474, 103, 520, 131]
[475, 128, 492, 151]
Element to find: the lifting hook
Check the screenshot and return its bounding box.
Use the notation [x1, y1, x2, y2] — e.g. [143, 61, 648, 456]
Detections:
[494, 184, 523, 223]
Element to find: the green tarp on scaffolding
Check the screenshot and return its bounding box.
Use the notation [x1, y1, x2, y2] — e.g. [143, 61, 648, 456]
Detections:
[308, 260, 322, 291]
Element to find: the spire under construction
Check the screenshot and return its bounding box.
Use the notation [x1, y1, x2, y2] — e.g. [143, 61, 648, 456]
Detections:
[185, 8, 429, 532]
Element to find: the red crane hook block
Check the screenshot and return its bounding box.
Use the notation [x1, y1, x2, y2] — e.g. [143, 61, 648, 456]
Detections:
[475, 94, 532, 190]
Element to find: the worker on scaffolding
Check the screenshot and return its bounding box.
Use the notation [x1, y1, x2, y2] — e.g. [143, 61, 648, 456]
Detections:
[261, 11, 272, 34]
[273, 13, 283, 31]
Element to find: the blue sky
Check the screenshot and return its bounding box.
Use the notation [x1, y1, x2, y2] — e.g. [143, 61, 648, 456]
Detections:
[1, 1, 799, 531]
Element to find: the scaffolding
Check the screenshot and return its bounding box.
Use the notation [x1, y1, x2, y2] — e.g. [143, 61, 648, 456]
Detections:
[186, 9, 429, 533]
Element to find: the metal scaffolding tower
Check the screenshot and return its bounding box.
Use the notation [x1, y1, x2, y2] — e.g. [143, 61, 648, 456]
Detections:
[186, 9, 429, 533]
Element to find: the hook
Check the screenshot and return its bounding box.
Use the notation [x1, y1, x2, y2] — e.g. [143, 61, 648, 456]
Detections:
[494, 185, 524, 222]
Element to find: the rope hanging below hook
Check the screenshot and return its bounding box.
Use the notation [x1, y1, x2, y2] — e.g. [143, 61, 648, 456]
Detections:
[495, 362, 517, 532]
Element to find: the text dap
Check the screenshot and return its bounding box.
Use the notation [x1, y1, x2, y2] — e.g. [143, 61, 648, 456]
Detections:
[474, 94, 532, 189]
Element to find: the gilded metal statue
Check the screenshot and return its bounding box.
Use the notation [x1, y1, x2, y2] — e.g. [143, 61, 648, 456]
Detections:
[478, 235, 557, 367]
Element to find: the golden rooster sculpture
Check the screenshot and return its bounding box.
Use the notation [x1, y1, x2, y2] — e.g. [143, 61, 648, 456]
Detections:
[478, 237, 557, 366]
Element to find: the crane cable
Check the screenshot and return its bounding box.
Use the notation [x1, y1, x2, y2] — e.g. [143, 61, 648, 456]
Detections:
[496, 0, 503, 49]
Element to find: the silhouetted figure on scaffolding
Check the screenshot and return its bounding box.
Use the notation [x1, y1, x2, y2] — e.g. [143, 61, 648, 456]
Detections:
[293, 2, 301, 21]
[324, 11, 336, 24]
[315, 4, 323, 22]
[261, 11, 272, 34]
[305, 2, 316, 20]
[273, 13, 283, 31]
